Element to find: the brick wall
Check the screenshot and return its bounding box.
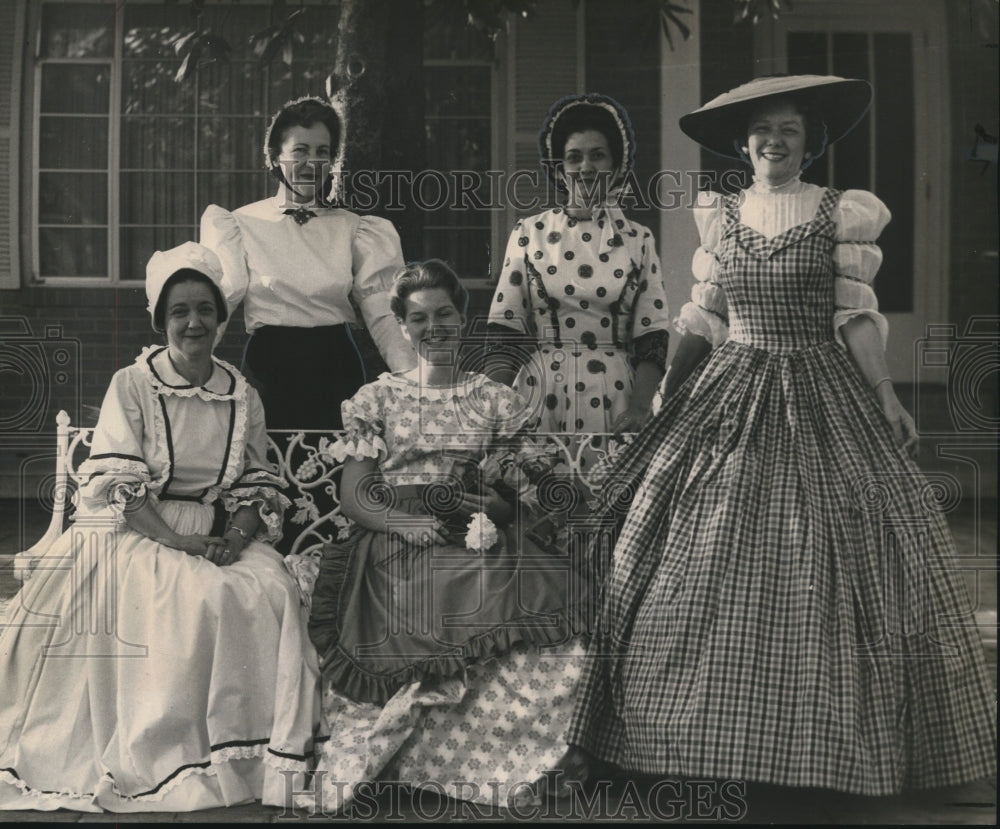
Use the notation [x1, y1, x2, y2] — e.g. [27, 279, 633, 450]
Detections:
[0, 285, 248, 419]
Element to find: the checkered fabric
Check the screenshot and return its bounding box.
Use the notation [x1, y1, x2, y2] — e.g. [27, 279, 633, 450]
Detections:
[566, 189, 997, 795]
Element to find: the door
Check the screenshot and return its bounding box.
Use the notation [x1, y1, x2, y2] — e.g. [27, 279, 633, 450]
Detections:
[756, 0, 949, 381]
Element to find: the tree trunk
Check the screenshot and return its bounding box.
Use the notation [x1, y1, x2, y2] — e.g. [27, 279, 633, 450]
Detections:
[327, 0, 425, 378]
[328, 0, 425, 256]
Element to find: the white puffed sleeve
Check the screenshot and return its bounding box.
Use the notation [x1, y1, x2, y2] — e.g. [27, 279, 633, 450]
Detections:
[200, 205, 249, 319]
[832, 189, 892, 348]
[675, 191, 729, 348]
[351, 216, 417, 372]
[221, 387, 291, 544]
[77, 369, 155, 526]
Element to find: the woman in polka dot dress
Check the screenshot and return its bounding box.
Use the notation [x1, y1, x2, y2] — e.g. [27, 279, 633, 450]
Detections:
[487, 94, 671, 434]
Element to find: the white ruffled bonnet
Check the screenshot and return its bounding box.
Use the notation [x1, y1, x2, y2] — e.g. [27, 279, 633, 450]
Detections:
[145, 241, 225, 326]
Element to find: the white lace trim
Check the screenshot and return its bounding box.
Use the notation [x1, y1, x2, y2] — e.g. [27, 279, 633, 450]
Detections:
[132, 346, 251, 500]
[0, 744, 309, 806]
[222, 470, 291, 543]
[223, 494, 292, 544]
[284, 550, 323, 610]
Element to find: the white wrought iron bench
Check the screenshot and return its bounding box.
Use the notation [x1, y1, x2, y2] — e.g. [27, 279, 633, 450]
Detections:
[13, 410, 627, 584]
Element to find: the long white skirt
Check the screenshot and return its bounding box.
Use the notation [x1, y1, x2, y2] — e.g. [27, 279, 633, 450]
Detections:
[0, 502, 321, 812]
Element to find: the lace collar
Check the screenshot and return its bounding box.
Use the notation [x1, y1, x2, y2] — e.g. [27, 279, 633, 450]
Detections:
[138, 346, 243, 400]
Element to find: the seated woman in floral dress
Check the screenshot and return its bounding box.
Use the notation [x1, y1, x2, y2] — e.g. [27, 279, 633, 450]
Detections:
[302, 259, 593, 813]
[0, 243, 321, 812]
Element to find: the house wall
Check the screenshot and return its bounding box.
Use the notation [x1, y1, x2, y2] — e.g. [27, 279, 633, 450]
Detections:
[947, 4, 999, 339]
[2, 0, 995, 499]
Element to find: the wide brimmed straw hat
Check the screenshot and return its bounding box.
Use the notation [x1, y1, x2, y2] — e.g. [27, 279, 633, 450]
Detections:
[145, 241, 225, 328]
[538, 93, 636, 186]
[679, 74, 872, 159]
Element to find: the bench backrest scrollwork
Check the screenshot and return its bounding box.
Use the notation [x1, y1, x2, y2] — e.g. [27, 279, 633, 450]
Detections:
[28, 412, 630, 561]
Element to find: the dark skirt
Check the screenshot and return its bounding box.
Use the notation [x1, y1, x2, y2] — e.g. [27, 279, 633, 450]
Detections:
[242, 324, 368, 430]
[308, 486, 594, 705]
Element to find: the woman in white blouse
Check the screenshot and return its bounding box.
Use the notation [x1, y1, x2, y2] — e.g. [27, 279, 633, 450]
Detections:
[540, 75, 996, 804]
[201, 96, 416, 429]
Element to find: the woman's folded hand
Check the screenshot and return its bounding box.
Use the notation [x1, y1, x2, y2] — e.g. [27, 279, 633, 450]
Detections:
[175, 534, 237, 566]
[458, 487, 513, 526]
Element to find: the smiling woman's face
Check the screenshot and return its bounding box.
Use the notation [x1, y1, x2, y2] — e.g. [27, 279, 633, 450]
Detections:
[277, 122, 333, 204]
[561, 128, 615, 204]
[165, 279, 219, 361]
[399, 287, 465, 364]
[744, 99, 808, 186]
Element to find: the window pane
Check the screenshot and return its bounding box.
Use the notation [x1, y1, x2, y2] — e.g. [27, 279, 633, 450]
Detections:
[121, 172, 196, 226]
[199, 63, 270, 115]
[425, 66, 491, 117]
[121, 58, 196, 115]
[197, 173, 271, 212]
[123, 4, 200, 61]
[41, 3, 115, 59]
[197, 117, 265, 171]
[121, 116, 195, 170]
[121, 227, 196, 282]
[39, 172, 107, 224]
[39, 227, 108, 277]
[41, 64, 110, 113]
[40, 116, 108, 169]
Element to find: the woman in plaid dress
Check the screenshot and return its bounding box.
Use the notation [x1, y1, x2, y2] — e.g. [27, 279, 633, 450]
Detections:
[541, 76, 996, 798]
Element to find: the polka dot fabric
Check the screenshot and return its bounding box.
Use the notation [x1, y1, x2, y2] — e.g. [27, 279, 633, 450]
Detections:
[489, 208, 671, 432]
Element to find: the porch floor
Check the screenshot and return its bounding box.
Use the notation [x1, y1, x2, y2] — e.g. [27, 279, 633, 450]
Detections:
[0, 498, 995, 824]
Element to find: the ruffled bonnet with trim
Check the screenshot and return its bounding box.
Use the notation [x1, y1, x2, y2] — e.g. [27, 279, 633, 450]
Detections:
[538, 93, 636, 188]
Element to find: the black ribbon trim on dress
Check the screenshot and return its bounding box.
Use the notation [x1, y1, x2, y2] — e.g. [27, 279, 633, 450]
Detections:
[159, 492, 207, 503]
[214, 399, 236, 487]
[158, 394, 175, 496]
[88, 452, 147, 464]
[228, 480, 284, 492]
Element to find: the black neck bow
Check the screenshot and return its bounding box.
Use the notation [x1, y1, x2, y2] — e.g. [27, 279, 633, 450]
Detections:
[283, 206, 317, 225]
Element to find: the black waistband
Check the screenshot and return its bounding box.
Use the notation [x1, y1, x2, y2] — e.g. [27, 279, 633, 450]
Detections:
[252, 323, 352, 340]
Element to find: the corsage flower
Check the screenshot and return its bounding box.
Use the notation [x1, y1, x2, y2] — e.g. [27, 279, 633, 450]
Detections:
[465, 512, 499, 553]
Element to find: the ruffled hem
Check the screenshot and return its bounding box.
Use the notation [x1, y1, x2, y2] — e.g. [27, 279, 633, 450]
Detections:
[77, 458, 153, 517]
[324, 613, 587, 707]
[0, 743, 310, 810]
[327, 434, 387, 463]
[222, 472, 292, 543]
[313, 536, 590, 706]
[0, 768, 96, 809]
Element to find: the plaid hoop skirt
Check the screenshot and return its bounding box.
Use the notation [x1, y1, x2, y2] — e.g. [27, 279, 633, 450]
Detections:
[566, 189, 997, 795]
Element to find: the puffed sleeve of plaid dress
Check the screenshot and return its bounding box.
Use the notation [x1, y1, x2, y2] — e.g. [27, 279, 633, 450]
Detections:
[830, 189, 892, 347]
[674, 190, 730, 348]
